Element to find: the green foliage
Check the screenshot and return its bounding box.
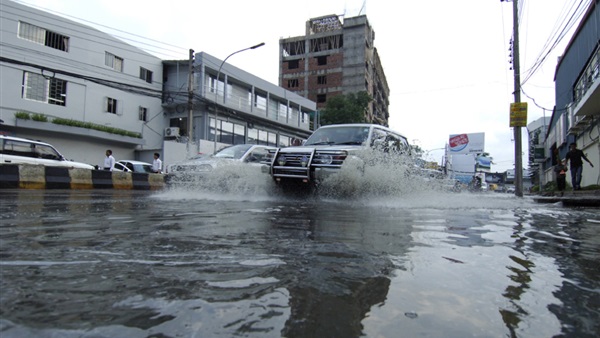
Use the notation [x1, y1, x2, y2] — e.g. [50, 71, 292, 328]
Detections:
[412, 144, 424, 155]
[14, 112, 141, 138]
[31, 114, 48, 122]
[15, 111, 31, 120]
[319, 92, 371, 125]
[52, 118, 142, 138]
[543, 180, 572, 192]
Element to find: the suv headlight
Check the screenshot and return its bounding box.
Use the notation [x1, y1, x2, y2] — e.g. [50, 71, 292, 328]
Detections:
[313, 154, 333, 165]
[313, 151, 347, 165]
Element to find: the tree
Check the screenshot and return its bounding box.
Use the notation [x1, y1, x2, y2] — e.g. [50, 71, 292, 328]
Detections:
[411, 144, 424, 156]
[319, 92, 371, 125]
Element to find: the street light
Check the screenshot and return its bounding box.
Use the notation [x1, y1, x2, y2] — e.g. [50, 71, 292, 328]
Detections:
[213, 42, 265, 153]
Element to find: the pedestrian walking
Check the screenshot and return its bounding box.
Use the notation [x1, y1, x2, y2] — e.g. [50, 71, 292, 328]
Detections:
[565, 143, 594, 190]
[554, 159, 568, 196]
[103, 149, 115, 171]
[152, 152, 162, 173]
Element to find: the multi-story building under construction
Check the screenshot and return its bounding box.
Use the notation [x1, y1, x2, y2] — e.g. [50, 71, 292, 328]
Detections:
[279, 14, 390, 126]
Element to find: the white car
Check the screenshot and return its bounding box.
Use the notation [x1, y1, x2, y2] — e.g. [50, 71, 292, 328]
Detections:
[0, 135, 94, 170]
[114, 160, 154, 173]
[166, 144, 276, 183]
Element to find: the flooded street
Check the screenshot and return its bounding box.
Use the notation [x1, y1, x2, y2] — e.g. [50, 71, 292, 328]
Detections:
[1, 180, 599, 337]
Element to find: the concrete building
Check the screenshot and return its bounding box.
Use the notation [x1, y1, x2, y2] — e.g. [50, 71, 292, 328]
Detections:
[0, 0, 164, 167]
[544, 0, 599, 188]
[527, 116, 550, 187]
[0, 0, 316, 170]
[161, 52, 315, 165]
[279, 14, 390, 126]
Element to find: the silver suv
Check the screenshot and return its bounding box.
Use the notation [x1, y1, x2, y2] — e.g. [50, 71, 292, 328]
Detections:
[0, 135, 94, 170]
[269, 124, 411, 188]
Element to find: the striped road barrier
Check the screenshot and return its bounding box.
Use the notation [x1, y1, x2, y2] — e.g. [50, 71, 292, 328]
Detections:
[0, 164, 165, 190]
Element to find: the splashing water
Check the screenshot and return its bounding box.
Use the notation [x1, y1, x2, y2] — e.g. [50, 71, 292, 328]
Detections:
[162, 150, 523, 211]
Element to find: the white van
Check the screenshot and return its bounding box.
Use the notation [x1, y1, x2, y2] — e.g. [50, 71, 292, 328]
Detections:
[0, 135, 94, 170]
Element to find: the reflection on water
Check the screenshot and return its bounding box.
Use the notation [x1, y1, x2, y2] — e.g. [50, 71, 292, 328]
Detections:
[0, 181, 599, 337]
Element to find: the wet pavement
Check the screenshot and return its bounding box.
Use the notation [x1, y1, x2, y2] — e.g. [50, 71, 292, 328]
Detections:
[0, 185, 599, 338]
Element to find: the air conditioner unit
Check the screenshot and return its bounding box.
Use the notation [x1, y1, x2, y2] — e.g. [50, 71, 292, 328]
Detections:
[164, 127, 180, 137]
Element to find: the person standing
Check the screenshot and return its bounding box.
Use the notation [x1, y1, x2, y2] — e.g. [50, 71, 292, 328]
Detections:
[565, 143, 594, 190]
[152, 152, 162, 174]
[103, 149, 115, 171]
[554, 159, 568, 196]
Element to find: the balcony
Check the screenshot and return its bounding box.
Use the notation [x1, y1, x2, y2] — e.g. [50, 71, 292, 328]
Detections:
[573, 46, 600, 117]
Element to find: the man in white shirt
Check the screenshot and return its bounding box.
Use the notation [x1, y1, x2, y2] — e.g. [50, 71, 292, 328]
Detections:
[103, 149, 115, 171]
[152, 152, 162, 173]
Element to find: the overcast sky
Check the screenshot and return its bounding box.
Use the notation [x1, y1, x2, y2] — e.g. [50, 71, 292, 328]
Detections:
[14, 0, 589, 172]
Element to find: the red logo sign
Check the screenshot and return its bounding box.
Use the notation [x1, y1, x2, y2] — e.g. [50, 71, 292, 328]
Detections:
[449, 134, 469, 148]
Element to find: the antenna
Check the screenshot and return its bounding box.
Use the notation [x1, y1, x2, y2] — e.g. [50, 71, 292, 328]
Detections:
[359, 0, 366, 15]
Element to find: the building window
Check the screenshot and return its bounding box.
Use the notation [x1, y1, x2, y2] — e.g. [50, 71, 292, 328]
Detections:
[18, 21, 69, 52]
[106, 97, 118, 114]
[317, 75, 327, 85]
[139, 106, 147, 121]
[140, 67, 153, 83]
[302, 112, 310, 124]
[105, 52, 123, 72]
[317, 94, 326, 103]
[254, 93, 267, 111]
[317, 56, 327, 66]
[22, 72, 67, 106]
[288, 79, 299, 88]
[288, 60, 300, 69]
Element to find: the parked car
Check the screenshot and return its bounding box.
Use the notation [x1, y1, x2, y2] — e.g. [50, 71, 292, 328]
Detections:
[0, 135, 94, 170]
[166, 144, 276, 183]
[268, 124, 411, 190]
[113, 160, 154, 173]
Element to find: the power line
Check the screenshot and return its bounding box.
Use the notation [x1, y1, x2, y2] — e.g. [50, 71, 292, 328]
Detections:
[0, 56, 163, 98]
[520, 0, 590, 85]
[7, 1, 188, 59]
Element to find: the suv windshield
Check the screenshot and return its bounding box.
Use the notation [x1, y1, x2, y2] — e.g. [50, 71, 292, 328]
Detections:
[304, 126, 370, 146]
[214, 144, 252, 159]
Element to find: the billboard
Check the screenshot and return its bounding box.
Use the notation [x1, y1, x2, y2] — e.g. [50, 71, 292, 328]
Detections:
[451, 154, 476, 183]
[449, 132, 485, 154]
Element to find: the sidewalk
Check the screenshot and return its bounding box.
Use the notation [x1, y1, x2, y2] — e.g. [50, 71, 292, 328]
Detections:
[532, 190, 600, 207]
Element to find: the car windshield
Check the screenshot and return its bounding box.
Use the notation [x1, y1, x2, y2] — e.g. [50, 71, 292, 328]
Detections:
[305, 126, 370, 146]
[214, 144, 253, 159]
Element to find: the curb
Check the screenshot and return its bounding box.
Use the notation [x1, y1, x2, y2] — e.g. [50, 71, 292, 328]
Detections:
[0, 164, 165, 190]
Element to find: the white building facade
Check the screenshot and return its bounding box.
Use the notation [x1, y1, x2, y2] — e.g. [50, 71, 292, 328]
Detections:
[161, 52, 315, 166]
[0, 0, 164, 167]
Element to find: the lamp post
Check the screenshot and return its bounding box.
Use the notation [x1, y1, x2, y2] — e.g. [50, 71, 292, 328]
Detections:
[423, 147, 447, 172]
[213, 42, 265, 153]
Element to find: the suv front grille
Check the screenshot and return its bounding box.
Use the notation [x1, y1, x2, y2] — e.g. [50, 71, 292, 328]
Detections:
[271, 149, 347, 181]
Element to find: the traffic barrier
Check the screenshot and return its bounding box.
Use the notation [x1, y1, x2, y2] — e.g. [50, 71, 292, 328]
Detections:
[0, 164, 165, 190]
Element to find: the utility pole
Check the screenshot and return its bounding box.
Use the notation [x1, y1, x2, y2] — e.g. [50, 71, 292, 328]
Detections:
[512, 0, 523, 197]
[187, 49, 194, 153]
[505, 0, 524, 197]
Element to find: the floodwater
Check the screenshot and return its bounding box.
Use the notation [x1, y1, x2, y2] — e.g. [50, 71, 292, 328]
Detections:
[0, 164, 599, 338]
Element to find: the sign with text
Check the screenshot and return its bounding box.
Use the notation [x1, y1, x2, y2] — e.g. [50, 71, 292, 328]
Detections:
[449, 132, 485, 154]
[510, 102, 528, 127]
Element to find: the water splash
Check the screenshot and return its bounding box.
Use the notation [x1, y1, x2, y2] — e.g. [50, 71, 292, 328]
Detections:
[159, 151, 526, 210]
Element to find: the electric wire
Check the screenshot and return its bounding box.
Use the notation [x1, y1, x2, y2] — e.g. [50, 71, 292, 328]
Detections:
[520, 0, 590, 86]
[3, 2, 187, 61]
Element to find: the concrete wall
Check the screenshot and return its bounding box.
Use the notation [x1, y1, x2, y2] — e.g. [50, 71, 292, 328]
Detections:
[0, 164, 165, 190]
